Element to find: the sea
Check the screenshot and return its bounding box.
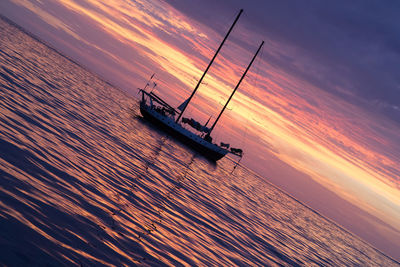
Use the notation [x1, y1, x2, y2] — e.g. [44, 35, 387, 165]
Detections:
[0, 17, 398, 266]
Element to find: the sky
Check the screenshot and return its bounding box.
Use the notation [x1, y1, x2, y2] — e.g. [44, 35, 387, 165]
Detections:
[1, 0, 399, 260]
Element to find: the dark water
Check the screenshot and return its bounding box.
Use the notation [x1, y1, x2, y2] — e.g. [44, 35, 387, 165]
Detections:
[0, 17, 398, 266]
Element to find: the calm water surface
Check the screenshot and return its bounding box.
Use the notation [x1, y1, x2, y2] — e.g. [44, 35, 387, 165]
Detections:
[0, 17, 398, 266]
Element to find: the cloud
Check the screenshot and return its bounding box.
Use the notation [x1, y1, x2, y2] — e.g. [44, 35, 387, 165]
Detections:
[165, 0, 400, 124]
[3, 0, 400, 239]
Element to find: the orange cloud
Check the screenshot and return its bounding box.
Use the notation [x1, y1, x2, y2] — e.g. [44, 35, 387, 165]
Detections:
[16, 0, 399, 233]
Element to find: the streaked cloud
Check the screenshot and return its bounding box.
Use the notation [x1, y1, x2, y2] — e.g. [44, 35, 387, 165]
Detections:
[1, 0, 399, 250]
[10, 0, 82, 41]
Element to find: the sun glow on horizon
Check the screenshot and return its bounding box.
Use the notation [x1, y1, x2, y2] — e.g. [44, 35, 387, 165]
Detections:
[8, 0, 400, 233]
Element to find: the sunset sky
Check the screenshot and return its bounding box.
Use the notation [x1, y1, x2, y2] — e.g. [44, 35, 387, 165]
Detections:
[1, 0, 399, 259]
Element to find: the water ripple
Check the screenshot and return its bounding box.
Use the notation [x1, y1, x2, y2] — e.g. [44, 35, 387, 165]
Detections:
[0, 17, 398, 266]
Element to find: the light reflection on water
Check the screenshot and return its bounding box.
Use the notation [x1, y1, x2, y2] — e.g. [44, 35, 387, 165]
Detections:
[0, 17, 398, 266]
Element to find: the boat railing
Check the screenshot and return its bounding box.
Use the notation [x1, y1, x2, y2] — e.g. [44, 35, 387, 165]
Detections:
[140, 89, 179, 116]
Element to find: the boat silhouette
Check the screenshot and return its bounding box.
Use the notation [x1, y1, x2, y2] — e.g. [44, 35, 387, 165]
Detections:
[139, 9, 263, 161]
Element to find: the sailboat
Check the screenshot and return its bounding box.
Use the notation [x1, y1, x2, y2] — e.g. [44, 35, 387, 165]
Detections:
[139, 9, 263, 161]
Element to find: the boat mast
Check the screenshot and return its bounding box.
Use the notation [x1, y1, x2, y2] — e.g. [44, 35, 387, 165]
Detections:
[206, 41, 264, 136]
[176, 9, 243, 123]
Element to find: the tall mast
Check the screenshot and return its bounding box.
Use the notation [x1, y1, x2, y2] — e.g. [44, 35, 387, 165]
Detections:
[176, 9, 243, 122]
[207, 41, 264, 136]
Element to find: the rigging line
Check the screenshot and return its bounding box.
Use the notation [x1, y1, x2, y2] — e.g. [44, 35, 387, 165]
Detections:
[233, 44, 264, 174]
[252, 42, 264, 95]
[176, 9, 243, 123]
[245, 42, 264, 131]
[231, 156, 242, 174]
[137, 72, 154, 95]
[149, 77, 160, 93]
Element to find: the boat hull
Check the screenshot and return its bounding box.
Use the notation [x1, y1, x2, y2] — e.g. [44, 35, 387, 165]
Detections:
[140, 104, 227, 161]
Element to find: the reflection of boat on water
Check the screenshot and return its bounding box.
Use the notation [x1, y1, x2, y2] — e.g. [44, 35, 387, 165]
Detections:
[139, 9, 263, 161]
